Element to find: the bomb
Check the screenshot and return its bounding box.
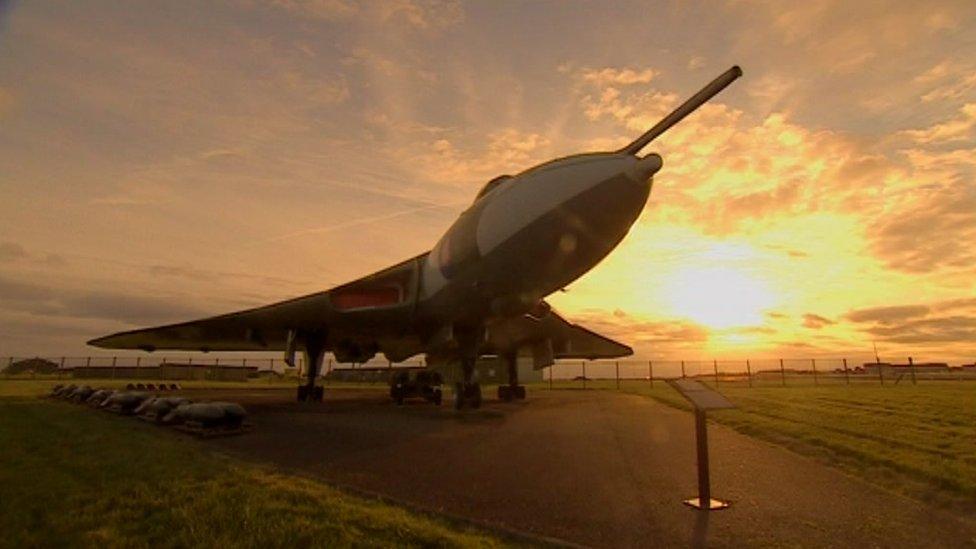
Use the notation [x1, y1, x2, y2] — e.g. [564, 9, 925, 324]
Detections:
[163, 401, 246, 428]
[100, 391, 150, 414]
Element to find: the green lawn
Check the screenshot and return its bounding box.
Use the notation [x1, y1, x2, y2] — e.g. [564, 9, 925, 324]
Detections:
[0, 378, 395, 398]
[591, 380, 976, 511]
[0, 395, 520, 548]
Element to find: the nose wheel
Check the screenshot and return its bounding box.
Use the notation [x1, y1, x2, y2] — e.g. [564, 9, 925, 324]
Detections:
[453, 325, 484, 411]
[497, 384, 526, 401]
[454, 382, 482, 410]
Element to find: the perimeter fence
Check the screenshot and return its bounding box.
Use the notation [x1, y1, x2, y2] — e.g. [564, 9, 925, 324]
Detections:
[0, 355, 425, 384]
[2, 354, 975, 388]
[541, 357, 976, 389]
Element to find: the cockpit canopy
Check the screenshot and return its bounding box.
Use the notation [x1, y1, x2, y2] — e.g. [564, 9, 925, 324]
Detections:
[475, 175, 512, 201]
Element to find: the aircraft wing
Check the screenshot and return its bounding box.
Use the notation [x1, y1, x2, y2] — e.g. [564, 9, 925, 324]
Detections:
[486, 307, 633, 364]
[88, 253, 428, 361]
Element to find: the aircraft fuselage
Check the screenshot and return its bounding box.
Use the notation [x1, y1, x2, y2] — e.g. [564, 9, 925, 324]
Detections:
[418, 152, 663, 326]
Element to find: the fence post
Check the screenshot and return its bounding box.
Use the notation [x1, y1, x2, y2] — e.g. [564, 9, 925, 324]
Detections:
[909, 356, 917, 385]
[112, 356, 117, 379]
[780, 358, 786, 387]
[713, 360, 719, 386]
[582, 361, 587, 390]
[878, 360, 884, 386]
[549, 364, 553, 390]
[843, 358, 850, 385]
[812, 358, 818, 386]
[59, 357, 65, 380]
[615, 361, 620, 389]
[648, 361, 654, 388]
[746, 359, 752, 388]
[681, 360, 686, 378]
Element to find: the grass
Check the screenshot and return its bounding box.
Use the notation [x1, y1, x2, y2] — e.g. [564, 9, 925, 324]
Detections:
[0, 395, 520, 548]
[0, 378, 394, 398]
[562, 379, 976, 512]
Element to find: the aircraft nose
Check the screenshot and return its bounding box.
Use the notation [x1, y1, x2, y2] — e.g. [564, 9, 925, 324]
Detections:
[629, 153, 663, 183]
[559, 157, 655, 254]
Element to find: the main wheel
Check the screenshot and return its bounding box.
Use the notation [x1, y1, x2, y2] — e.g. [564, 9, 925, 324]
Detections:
[497, 385, 512, 401]
[432, 389, 443, 406]
[468, 382, 482, 409]
[313, 386, 324, 402]
[454, 382, 465, 410]
[515, 385, 526, 400]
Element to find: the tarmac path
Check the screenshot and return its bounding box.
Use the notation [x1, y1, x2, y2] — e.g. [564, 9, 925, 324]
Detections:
[198, 387, 976, 548]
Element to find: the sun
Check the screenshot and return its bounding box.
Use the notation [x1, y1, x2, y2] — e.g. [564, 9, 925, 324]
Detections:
[660, 266, 775, 329]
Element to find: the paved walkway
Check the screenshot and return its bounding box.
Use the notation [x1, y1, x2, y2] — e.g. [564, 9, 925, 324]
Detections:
[205, 388, 976, 547]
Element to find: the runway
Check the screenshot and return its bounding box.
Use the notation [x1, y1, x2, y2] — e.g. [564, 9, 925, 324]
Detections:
[191, 387, 976, 548]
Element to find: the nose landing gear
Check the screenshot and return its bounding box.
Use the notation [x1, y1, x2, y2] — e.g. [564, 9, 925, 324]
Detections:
[453, 326, 483, 410]
[297, 332, 326, 402]
[454, 380, 482, 410]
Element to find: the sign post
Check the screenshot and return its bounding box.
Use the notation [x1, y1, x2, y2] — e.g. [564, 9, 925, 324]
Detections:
[668, 378, 735, 511]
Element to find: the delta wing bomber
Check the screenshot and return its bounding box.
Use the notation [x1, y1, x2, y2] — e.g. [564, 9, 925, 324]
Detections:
[89, 67, 744, 411]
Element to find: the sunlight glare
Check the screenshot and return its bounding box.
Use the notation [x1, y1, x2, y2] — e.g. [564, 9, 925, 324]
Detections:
[661, 266, 775, 329]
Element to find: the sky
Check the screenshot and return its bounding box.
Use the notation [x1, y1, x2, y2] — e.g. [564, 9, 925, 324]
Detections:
[1, 0, 975, 364]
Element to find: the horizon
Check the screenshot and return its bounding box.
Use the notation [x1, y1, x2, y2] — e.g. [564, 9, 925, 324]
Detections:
[1, 1, 975, 361]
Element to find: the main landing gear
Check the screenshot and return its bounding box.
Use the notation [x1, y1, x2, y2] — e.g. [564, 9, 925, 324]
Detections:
[497, 352, 526, 402]
[297, 333, 325, 402]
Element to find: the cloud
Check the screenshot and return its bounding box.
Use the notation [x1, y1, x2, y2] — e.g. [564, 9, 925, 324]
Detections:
[868, 179, 976, 273]
[374, 0, 464, 30]
[570, 308, 709, 352]
[931, 297, 976, 312]
[899, 103, 976, 144]
[846, 305, 931, 324]
[268, 0, 359, 20]
[737, 1, 964, 75]
[863, 316, 976, 345]
[266, 0, 463, 30]
[579, 67, 658, 87]
[0, 274, 207, 326]
[687, 56, 706, 71]
[401, 128, 552, 186]
[0, 242, 28, 261]
[146, 264, 308, 288]
[802, 313, 835, 329]
[571, 60, 976, 284]
[0, 87, 14, 116]
[89, 180, 173, 207]
[917, 61, 976, 102]
[281, 70, 350, 105]
[841, 298, 976, 348]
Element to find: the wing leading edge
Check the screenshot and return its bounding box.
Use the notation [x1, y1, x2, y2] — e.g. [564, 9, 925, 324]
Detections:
[87, 252, 429, 354]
